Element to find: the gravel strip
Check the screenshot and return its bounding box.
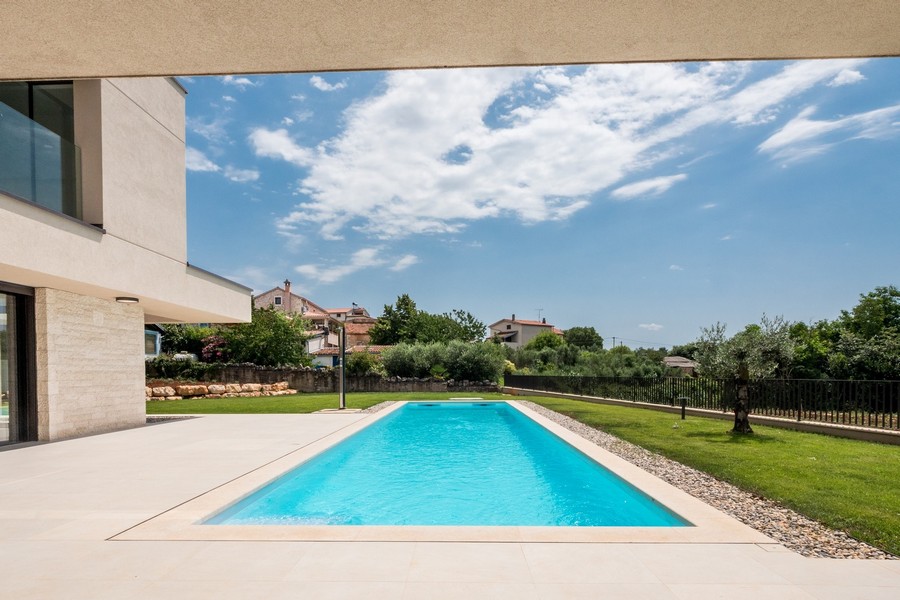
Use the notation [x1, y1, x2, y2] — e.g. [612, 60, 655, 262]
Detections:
[360, 401, 397, 414]
[519, 400, 896, 559]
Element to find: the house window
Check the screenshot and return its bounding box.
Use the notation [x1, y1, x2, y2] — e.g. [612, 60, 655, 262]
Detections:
[506, 324, 511, 330]
[0, 81, 81, 219]
[274, 296, 282, 305]
[144, 330, 161, 357]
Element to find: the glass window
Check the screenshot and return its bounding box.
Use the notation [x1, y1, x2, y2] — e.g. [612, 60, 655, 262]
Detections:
[1, 294, 19, 443]
[0, 81, 81, 219]
[274, 296, 282, 305]
[144, 330, 161, 357]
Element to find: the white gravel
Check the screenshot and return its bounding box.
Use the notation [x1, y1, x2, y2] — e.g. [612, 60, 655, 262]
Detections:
[519, 400, 896, 560]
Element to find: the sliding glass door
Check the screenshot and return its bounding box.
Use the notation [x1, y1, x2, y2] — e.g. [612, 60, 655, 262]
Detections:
[0, 285, 35, 444]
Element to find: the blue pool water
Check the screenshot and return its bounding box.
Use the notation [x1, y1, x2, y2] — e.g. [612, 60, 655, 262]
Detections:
[206, 402, 688, 527]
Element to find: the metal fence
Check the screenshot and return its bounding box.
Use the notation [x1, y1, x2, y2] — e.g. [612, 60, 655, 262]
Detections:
[504, 375, 900, 430]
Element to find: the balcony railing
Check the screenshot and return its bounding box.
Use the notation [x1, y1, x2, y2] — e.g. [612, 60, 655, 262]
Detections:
[0, 100, 82, 220]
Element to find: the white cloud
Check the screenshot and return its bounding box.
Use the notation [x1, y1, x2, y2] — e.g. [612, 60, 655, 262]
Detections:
[249, 128, 313, 167]
[260, 59, 868, 240]
[720, 234, 733, 241]
[310, 76, 348, 92]
[291, 93, 306, 102]
[390, 254, 419, 271]
[828, 69, 865, 87]
[759, 103, 900, 163]
[185, 147, 220, 172]
[221, 75, 260, 90]
[223, 166, 260, 183]
[222, 95, 236, 103]
[611, 174, 687, 200]
[701, 202, 717, 209]
[296, 247, 387, 284]
[669, 264, 684, 271]
[281, 116, 294, 126]
[639, 323, 664, 331]
[187, 116, 231, 144]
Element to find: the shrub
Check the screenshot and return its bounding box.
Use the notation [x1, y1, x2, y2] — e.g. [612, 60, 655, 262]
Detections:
[381, 341, 505, 381]
[145, 356, 225, 381]
[346, 350, 385, 376]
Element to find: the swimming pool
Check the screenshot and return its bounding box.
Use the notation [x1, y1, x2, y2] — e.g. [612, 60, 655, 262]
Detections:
[206, 402, 687, 527]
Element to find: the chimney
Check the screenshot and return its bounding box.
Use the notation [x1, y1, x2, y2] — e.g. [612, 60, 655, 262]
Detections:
[542, 317, 546, 324]
[283, 279, 292, 313]
[512, 313, 516, 321]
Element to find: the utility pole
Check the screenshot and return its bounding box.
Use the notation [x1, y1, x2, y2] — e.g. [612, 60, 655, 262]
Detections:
[338, 327, 346, 409]
[611, 336, 616, 348]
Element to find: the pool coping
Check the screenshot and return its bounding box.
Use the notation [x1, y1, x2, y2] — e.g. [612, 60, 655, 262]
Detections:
[112, 401, 773, 544]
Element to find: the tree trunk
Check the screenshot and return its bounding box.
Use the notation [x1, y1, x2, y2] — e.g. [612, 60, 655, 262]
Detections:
[732, 365, 753, 434]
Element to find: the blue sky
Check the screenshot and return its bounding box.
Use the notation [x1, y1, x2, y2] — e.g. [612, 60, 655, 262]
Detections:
[181, 59, 900, 348]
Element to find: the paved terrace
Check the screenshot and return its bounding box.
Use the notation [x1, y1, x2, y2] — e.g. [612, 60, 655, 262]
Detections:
[0, 412, 898, 599]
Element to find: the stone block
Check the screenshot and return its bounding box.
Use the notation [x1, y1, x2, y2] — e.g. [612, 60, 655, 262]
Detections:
[207, 384, 226, 394]
[225, 383, 242, 393]
[176, 384, 208, 397]
[152, 386, 176, 397]
[241, 383, 262, 392]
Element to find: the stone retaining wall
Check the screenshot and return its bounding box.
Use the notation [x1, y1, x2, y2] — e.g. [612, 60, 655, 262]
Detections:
[147, 381, 296, 401]
[211, 366, 498, 394]
[146, 367, 499, 400]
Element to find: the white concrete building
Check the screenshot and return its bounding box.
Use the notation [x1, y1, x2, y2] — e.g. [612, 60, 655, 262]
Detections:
[0, 77, 251, 444]
[489, 314, 564, 349]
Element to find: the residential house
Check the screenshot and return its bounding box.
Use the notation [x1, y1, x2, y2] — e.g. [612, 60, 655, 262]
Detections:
[325, 304, 370, 322]
[311, 344, 391, 369]
[663, 356, 699, 376]
[0, 77, 250, 444]
[489, 314, 564, 349]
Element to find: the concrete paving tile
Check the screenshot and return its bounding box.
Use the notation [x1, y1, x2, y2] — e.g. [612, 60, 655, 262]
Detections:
[522, 542, 661, 583]
[631, 543, 791, 584]
[139, 579, 291, 600]
[408, 542, 533, 583]
[801, 584, 900, 600]
[0, 517, 70, 540]
[754, 555, 900, 587]
[4, 577, 148, 599]
[268, 581, 407, 600]
[159, 541, 311, 581]
[535, 582, 677, 599]
[404, 581, 540, 599]
[668, 583, 818, 599]
[285, 541, 415, 582]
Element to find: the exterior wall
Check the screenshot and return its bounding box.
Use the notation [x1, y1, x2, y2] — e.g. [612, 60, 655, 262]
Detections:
[0, 77, 251, 324]
[96, 78, 187, 262]
[34, 288, 144, 440]
[490, 320, 551, 349]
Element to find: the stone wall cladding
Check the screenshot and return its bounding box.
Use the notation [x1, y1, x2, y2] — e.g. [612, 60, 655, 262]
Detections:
[35, 288, 145, 440]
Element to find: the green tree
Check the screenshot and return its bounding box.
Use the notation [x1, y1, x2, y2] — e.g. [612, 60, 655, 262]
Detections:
[158, 323, 216, 356]
[220, 307, 310, 367]
[369, 294, 419, 345]
[695, 315, 793, 379]
[524, 330, 565, 351]
[839, 285, 900, 339]
[564, 326, 604, 350]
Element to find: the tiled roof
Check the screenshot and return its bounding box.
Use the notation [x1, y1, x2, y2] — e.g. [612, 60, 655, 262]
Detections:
[345, 322, 373, 334]
[663, 356, 698, 367]
[488, 318, 556, 329]
[326, 308, 352, 313]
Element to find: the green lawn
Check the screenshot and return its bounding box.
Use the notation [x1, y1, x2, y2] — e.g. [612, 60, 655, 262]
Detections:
[146, 391, 510, 414]
[146, 391, 900, 556]
[528, 396, 900, 557]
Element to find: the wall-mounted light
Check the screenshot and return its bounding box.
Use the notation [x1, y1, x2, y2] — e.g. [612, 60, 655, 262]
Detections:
[115, 297, 139, 304]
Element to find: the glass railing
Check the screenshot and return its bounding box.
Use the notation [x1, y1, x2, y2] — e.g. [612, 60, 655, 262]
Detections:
[0, 100, 82, 220]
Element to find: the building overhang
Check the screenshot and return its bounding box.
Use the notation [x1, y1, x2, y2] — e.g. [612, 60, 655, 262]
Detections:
[2, 2, 899, 81]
